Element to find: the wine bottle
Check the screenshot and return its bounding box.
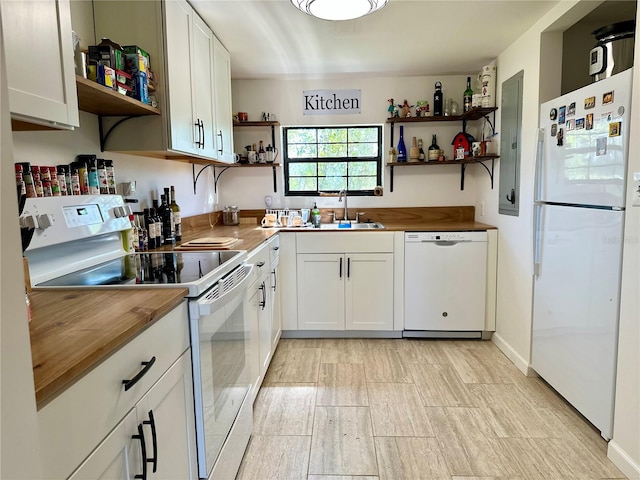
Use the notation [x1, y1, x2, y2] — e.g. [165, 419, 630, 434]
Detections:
[463, 76, 473, 113]
[170, 186, 182, 241]
[397, 126, 407, 162]
[144, 208, 157, 250]
[433, 82, 443, 116]
[418, 138, 425, 161]
[258, 141, 266, 163]
[428, 134, 440, 161]
[160, 192, 174, 245]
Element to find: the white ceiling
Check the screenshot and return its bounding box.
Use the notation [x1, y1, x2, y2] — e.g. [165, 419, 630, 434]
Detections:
[191, 0, 560, 80]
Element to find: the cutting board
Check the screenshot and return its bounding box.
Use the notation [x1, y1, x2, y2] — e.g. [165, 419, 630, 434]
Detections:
[175, 237, 240, 250]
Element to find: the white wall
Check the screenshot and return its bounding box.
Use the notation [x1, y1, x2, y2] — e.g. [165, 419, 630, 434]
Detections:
[477, 0, 640, 476]
[224, 75, 488, 211]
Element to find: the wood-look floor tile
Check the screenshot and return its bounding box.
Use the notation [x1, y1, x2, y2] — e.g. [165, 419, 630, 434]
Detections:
[409, 363, 477, 407]
[236, 435, 311, 480]
[253, 383, 316, 435]
[394, 339, 450, 365]
[309, 406, 377, 476]
[499, 437, 626, 479]
[367, 383, 434, 436]
[363, 349, 412, 383]
[320, 339, 367, 363]
[451, 477, 524, 479]
[429, 406, 522, 477]
[468, 383, 570, 439]
[264, 347, 321, 383]
[308, 476, 379, 480]
[317, 363, 368, 406]
[278, 338, 322, 349]
[441, 343, 517, 384]
[375, 437, 450, 480]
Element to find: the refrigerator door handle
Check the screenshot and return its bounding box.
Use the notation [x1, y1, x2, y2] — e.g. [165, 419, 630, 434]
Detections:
[533, 203, 543, 277]
[533, 128, 545, 202]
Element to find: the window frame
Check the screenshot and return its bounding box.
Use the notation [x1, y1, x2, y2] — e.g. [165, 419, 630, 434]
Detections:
[282, 125, 383, 197]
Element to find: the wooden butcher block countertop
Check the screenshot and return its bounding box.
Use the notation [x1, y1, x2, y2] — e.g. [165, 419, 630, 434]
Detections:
[29, 288, 187, 409]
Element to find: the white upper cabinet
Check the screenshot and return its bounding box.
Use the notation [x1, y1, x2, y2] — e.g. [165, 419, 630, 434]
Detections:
[93, 0, 233, 162]
[213, 36, 234, 163]
[1, 0, 79, 129]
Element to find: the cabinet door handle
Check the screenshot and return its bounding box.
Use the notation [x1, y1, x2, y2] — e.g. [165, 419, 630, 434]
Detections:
[217, 130, 224, 154]
[347, 257, 351, 278]
[122, 356, 156, 391]
[259, 281, 266, 309]
[194, 119, 201, 148]
[339, 257, 343, 278]
[200, 120, 205, 149]
[132, 423, 148, 480]
[272, 269, 277, 291]
[143, 410, 158, 473]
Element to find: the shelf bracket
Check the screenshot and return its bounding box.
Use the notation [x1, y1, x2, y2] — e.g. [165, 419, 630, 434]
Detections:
[389, 165, 394, 193]
[192, 164, 230, 195]
[98, 115, 143, 152]
[460, 158, 495, 191]
[272, 165, 278, 192]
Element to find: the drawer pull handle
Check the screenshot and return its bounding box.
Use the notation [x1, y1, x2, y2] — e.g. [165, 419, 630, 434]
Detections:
[256, 261, 265, 268]
[273, 246, 279, 251]
[122, 357, 156, 391]
[143, 410, 158, 473]
[132, 423, 148, 480]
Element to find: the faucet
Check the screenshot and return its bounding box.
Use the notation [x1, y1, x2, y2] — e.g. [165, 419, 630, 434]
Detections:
[338, 188, 348, 222]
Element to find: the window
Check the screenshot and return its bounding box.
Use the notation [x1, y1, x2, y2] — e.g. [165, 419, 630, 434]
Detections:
[283, 125, 382, 196]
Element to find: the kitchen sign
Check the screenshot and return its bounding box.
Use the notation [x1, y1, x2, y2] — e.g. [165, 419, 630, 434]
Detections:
[302, 89, 361, 115]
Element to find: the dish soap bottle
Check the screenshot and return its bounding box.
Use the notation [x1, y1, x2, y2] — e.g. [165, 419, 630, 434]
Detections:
[311, 202, 321, 227]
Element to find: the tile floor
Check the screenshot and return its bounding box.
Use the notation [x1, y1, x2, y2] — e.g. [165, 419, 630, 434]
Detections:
[236, 338, 626, 480]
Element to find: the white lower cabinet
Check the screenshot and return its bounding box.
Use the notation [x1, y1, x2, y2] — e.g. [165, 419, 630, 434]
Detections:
[295, 232, 395, 332]
[68, 352, 196, 480]
[38, 302, 197, 480]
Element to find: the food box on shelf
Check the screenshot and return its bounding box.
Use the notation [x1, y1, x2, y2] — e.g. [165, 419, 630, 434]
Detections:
[87, 44, 124, 71]
[123, 45, 150, 69]
[126, 71, 149, 104]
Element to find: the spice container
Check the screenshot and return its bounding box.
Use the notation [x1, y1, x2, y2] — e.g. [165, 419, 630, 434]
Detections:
[223, 206, 239, 225]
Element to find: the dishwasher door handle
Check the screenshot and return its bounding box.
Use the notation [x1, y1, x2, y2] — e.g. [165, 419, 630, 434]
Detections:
[426, 240, 466, 246]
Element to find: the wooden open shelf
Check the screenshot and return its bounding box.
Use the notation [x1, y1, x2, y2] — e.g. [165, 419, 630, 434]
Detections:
[75, 75, 161, 116]
[386, 107, 497, 124]
[233, 120, 280, 127]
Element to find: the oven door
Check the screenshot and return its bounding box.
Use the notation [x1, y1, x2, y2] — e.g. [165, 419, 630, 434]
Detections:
[189, 264, 254, 479]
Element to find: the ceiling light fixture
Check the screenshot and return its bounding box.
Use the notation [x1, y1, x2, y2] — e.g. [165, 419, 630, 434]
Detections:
[290, 0, 388, 21]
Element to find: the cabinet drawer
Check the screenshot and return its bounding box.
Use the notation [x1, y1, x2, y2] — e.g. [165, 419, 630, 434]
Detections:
[248, 241, 270, 285]
[267, 234, 280, 265]
[37, 301, 189, 480]
[296, 232, 394, 254]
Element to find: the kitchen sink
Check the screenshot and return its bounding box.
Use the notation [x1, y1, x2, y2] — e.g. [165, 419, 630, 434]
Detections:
[317, 222, 385, 230]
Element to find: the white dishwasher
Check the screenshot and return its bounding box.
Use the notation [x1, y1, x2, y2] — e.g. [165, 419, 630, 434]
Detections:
[404, 231, 487, 338]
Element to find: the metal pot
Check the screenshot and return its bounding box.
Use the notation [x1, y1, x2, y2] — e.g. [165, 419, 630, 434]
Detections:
[222, 206, 239, 225]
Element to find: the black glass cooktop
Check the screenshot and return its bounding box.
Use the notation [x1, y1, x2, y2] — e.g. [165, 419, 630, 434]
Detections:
[37, 251, 242, 288]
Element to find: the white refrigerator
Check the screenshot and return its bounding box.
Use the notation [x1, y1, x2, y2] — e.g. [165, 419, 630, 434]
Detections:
[532, 68, 633, 440]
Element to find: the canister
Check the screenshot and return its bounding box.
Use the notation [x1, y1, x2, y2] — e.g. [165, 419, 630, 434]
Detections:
[223, 206, 239, 225]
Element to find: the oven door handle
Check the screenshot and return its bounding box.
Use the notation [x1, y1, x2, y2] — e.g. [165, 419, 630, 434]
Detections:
[196, 264, 254, 316]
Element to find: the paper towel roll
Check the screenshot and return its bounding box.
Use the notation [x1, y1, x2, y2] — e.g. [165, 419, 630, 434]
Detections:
[374, 186, 384, 196]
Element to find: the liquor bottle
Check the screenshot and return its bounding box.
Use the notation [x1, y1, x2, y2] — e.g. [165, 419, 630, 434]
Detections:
[144, 208, 157, 250]
[463, 76, 473, 113]
[161, 189, 175, 245]
[409, 136, 419, 161]
[311, 202, 321, 227]
[397, 126, 407, 162]
[428, 134, 440, 161]
[433, 82, 443, 116]
[418, 138, 426, 161]
[170, 186, 182, 241]
[98, 159, 109, 194]
[152, 201, 163, 247]
[258, 141, 266, 163]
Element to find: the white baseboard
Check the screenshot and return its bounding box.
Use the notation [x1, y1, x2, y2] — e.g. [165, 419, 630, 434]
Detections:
[608, 440, 640, 479]
[491, 332, 535, 376]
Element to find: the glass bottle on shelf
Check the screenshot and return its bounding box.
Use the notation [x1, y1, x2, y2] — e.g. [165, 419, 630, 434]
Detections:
[428, 134, 440, 161]
[433, 82, 443, 116]
[170, 186, 182, 241]
[258, 141, 266, 163]
[463, 76, 473, 113]
[396, 126, 407, 162]
[418, 138, 425, 161]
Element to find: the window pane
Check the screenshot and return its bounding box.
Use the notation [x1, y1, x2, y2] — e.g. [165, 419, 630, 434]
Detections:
[348, 161, 377, 176]
[348, 127, 378, 143]
[288, 144, 317, 158]
[289, 163, 317, 176]
[288, 129, 316, 143]
[289, 177, 317, 191]
[318, 128, 347, 143]
[348, 176, 377, 190]
[319, 143, 347, 157]
[318, 162, 347, 177]
[348, 143, 378, 157]
[319, 177, 347, 191]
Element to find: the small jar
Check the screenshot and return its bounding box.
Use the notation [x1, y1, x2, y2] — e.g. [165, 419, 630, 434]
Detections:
[223, 206, 239, 225]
